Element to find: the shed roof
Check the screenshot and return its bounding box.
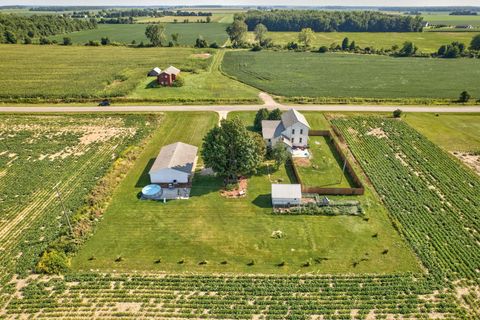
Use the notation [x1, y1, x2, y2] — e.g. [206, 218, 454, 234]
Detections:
[281, 109, 310, 129]
[271, 184, 302, 199]
[262, 120, 284, 139]
[163, 66, 181, 75]
[149, 142, 198, 175]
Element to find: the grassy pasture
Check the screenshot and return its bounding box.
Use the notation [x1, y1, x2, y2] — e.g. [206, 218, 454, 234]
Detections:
[74, 111, 420, 274]
[422, 13, 480, 27]
[222, 51, 480, 102]
[248, 31, 480, 53]
[49, 23, 229, 46]
[136, 13, 232, 23]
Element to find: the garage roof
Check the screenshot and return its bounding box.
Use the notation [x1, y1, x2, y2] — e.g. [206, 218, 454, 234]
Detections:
[149, 142, 198, 174]
[271, 184, 302, 199]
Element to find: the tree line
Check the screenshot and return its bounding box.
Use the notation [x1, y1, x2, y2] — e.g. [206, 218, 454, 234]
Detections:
[0, 13, 97, 44]
[239, 10, 425, 32]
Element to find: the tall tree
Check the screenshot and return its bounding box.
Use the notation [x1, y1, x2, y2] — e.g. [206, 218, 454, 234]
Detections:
[470, 34, 480, 50]
[298, 28, 314, 47]
[254, 23, 268, 44]
[268, 108, 282, 120]
[171, 33, 179, 46]
[272, 143, 290, 169]
[145, 24, 166, 47]
[202, 117, 263, 183]
[341, 37, 349, 50]
[398, 41, 417, 57]
[226, 19, 248, 47]
[253, 108, 270, 131]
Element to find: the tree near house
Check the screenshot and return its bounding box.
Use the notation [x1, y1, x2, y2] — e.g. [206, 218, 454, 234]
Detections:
[254, 108, 270, 131]
[298, 28, 314, 48]
[145, 24, 166, 47]
[268, 108, 282, 120]
[272, 143, 290, 169]
[202, 117, 264, 183]
[226, 19, 248, 47]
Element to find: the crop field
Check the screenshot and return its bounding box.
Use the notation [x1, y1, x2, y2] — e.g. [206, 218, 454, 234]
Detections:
[49, 23, 229, 46]
[1, 112, 479, 318]
[249, 31, 480, 53]
[222, 51, 480, 103]
[136, 13, 233, 23]
[72, 112, 418, 275]
[422, 13, 480, 27]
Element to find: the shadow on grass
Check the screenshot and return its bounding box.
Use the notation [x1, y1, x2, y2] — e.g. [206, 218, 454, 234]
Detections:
[190, 175, 223, 197]
[135, 158, 155, 188]
[252, 194, 271, 208]
[145, 79, 161, 89]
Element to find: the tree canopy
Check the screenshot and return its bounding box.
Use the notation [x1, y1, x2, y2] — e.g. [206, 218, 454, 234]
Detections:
[241, 10, 424, 32]
[470, 34, 480, 50]
[226, 19, 248, 47]
[298, 28, 314, 47]
[145, 24, 166, 47]
[202, 117, 264, 182]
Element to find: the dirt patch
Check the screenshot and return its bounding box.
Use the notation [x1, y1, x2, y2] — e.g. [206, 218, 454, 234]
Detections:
[452, 152, 480, 176]
[347, 127, 358, 136]
[293, 157, 311, 167]
[220, 177, 248, 198]
[200, 167, 215, 176]
[191, 53, 212, 59]
[366, 127, 387, 139]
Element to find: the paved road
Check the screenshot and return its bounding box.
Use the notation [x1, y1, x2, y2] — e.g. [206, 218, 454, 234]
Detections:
[0, 104, 479, 113]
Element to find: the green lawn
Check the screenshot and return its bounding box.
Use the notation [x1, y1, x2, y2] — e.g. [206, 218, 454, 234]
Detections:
[405, 113, 480, 152]
[49, 23, 229, 46]
[128, 50, 260, 104]
[73, 112, 420, 274]
[248, 31, 480, 53]
[296, 136, 354, 188]
[222, 51, 480, 102]
[422, 13, 480, 27]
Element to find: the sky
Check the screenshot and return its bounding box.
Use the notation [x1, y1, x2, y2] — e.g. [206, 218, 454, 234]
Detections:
[1, 1, 479, 6]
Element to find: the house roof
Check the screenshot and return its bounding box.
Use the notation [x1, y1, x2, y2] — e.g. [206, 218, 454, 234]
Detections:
[163, 66, 181, 75]
[262, 120, 284, 139]
[151, 67, 161, 73]
[271, 184, 302, 199]
[149, 142, 198, 175]
[281, 109, 310, 129]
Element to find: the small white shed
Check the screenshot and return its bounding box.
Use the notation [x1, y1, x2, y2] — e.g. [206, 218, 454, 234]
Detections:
[149, 142, 198, 184]
[271, 184, 302, 207]
[147, 67, 162, 77]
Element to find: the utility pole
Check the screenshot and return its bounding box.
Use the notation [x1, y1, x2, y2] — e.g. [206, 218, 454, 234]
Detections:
[54, 183, 73, 235]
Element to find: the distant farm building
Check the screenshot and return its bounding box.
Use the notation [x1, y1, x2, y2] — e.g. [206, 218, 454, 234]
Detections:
[262, 109, 310, 151]
[158, 66, 181, 86]
[455, 25, 474, 29]
[149, 142, 198, 185]
[148, 67, 162, 77]
[271, 184, 302, 207]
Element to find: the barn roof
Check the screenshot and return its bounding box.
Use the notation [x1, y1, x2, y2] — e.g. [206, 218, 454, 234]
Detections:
[149, 142, 198, 175]
[281, 109, 310, 129]
[262, 120, 284, 139]
[163, 66, 181, 75]
[271, 184, 302, 199]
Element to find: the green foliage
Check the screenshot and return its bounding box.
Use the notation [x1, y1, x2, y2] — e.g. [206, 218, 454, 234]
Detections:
[4, 30, 17, 43]
[393, 109, 402, 118]
[172, 75, 185, 87]
[194, 36, 208, 48]
[202, 117, 263, 182]
[470, 34, 480, 50]
[459, 90, 471, 103]
[341, 37, 349, 50]
[272, 143, 290, 169]
[253, 108, 269, 131]
[437, 41, 465, 58]
[398, 41, 418, 56]
[101, 36, 110, 45]
[62, 37, 72, 45]
[35, 250, 71, 274]
[298, 28, 314, 47]
[318, 45, 329, 53]
[254, 23, 268, 43]
[268, 108, 282, 120]
[145, 24, 166, 47]
[226, 19, 248, 47]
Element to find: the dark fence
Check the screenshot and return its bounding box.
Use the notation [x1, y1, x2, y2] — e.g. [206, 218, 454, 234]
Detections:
[290, 130, 365, 196]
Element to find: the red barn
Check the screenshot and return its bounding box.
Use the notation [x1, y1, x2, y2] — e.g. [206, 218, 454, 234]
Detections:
[157, 66, 181, 86]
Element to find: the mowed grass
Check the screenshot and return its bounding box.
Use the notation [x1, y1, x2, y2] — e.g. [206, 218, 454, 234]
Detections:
[73, 112, 420, 274]
[222, 51, 480, 100]
[248, 31, 480, 53]
[405, 113, 480, 152]
[0, 44, 209, 100]
[49, 23, 229, 46]
[128, 50, 260, 104]
[422, 13, 480, 27]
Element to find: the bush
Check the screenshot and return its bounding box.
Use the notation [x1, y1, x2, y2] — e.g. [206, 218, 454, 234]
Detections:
[209, 42, 220, 49]
[286, 41, 299, 50]
[39, 37, 53, 45]
[251, 44, 262, 51]
[63, 37, 72, 46]
[101, 37, 110, 45]
[459, 91, 471, 103]
[35, 250, 70, 274]
[318, 46, 329, 53]
[23, 37, 32, 44]
[225, 183, 238, 191]
[393, 109, 402, 118]
[85, 40, 100, 46]
[172, 76, 185, 87]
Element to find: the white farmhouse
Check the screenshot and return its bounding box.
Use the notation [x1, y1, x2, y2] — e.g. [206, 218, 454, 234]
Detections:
[271, 184, 302, 207]
[262, 109, 310, 151]
[149, 142, 198, 185]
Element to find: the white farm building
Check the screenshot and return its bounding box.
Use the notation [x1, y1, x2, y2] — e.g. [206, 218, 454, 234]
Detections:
[271, 184, 302, 207]
[149, 142, 198, 185]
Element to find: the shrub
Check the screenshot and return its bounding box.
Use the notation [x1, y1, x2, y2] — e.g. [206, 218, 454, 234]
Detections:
[35, 250, 70, 274]
[172, 76, 185, 87]
[63, 37, 72, 46]
[459, 91, 471, 103]
[39, 37, 52, 45]
[23, 37, 32, 44]
[85, 40, 100, 46]
[225, 183, 238, 191]
[101, 37, 110, 45]
[393, 109, 402, 118]
[286, 41, 299, 50]
[209, 42, 220, 49]
[251, 44, 262, 51]
[318, 46, 329, 53]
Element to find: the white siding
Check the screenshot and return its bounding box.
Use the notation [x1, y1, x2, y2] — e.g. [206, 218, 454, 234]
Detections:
[272, 197, 301, 206]
[150, 168, 189, 184]
[282, 123, 309, 147]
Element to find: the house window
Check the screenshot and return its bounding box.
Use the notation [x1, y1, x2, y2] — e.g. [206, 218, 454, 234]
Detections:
[299, 138, 303, 143]
[268, 139, 271, 143]
[300, 129, 303, 134]
[292, 129, 295, 135]
[291, 137, 294, 143]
